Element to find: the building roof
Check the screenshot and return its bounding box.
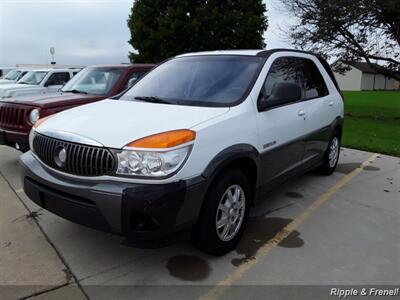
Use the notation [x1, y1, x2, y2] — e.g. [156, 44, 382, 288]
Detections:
[16, 64, 85, 69]
[86, 64, 155, 69]
[27, 68, 81, 72]
[349, 62, 383, 74]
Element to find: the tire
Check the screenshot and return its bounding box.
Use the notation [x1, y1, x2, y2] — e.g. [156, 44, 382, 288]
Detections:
[193, 169, 251, 256]
[319, 130, 341, 175]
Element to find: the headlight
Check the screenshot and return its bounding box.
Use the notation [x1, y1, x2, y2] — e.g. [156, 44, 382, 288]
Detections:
[29, 109, 40, 124]
[116, 146, 191, 177]
[116, 129, 196, 178]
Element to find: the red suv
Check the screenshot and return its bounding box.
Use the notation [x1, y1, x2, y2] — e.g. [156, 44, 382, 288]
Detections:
[0, 64, 154, 152]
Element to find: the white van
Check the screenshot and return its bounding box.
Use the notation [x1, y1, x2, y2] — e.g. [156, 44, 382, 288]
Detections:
[21, 49, 344, 255]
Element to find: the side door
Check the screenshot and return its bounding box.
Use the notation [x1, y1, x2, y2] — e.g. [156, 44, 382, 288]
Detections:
[44, 72, 70, 93]
[297, 57, 334, 162]
[256, 56, 308, 186]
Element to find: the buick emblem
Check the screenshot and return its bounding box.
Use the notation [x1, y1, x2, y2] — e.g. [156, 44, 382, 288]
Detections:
[55, 147, 67, 167]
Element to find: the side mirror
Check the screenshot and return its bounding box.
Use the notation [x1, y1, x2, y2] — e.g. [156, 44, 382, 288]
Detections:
[258, 82, 302, 111]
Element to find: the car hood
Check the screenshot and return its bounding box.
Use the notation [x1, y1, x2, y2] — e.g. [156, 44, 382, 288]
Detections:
[37, 99, 230, 149]
[0, 83, 39, 96]
[7, 92, 101, 108]
[0, 83, 34, 90]
[0, 79, 15, 84]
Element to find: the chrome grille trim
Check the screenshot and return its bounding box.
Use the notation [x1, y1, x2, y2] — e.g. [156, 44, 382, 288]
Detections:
[32, 133, 115, 177]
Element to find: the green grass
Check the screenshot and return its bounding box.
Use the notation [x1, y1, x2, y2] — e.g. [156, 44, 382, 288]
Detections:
[342, 91, 400, 156]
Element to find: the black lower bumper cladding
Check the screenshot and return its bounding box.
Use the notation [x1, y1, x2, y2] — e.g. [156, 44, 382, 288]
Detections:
[0, 129, 5, 145]
[24, 177, 113, 232]
[23, 176, 191, 240]
[20, 151, 206, 241]
[0, 129, 29, 151]
[121, 181, 187, 238]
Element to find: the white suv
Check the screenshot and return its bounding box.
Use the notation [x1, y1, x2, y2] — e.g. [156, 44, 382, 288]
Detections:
[0, 68, 80, 99]
[20, 49, 343, 255]
[0, 69, 30, 85]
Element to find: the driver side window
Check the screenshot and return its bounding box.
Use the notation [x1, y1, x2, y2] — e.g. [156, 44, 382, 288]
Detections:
[46, 72, 70, 86]
[264, 57, 300, 100]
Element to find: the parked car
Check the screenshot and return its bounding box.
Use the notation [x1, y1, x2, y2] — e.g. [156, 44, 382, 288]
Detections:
[0, 69, 30, 85]
[0, 67, 15, 78]
[20, 49, 343, 255]
[0, 64, 154, 152]
[0, 68, 81, 99]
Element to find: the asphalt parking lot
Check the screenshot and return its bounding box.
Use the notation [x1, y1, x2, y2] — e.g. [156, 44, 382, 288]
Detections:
[0, 146, 399, 300]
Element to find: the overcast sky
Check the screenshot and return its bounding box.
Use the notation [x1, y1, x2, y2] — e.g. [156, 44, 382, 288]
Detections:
[0, 0, 293, 67]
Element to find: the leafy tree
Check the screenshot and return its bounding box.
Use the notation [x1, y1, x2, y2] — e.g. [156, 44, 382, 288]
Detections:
[127, 0, 268, 63]
[281, 0, 400, 80]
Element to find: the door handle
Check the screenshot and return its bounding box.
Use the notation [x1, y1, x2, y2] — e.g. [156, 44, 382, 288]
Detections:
[329, 101, 334, 107]
[298, 110, 306, 117]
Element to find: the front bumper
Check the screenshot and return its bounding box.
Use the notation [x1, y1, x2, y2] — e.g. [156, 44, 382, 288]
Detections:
[0, 128, 29, 152]
[20, 151, 207, 241]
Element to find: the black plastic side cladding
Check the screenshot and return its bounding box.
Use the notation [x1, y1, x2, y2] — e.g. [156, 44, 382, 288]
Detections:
[331, 116, 344, 138]
[121, 181, 187, 236]
[201, 144, 262, 188]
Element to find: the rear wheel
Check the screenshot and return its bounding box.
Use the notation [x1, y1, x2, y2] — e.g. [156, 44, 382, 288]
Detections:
[193, 169, 251, 256]
[319, 130, 341, 175]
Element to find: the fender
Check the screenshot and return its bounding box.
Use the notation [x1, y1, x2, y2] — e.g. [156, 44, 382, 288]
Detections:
[330, 116, 344, 137]
[201, 143, 262, 188]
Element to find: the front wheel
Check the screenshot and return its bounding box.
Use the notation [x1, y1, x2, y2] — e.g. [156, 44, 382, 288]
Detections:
[193, 169, 251, 256]
[319, 130, 341, 175]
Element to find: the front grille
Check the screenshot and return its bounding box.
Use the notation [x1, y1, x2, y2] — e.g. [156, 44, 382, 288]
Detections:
[0, 105, 26, 128]
[33, 133, 116, 177]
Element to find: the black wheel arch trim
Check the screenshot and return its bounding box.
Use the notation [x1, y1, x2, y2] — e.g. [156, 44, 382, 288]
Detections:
[201, 144, 262, 188]
[331, 116, 344, 138]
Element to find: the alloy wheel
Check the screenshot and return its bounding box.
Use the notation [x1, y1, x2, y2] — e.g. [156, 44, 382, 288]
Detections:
[215, 184, 246, 242]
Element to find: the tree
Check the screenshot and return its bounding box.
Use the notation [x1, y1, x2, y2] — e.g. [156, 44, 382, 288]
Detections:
[281, 0, 400, 80]
[127, 0, 268, 63]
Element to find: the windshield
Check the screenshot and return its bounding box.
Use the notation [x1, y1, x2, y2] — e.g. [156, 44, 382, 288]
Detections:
[121, 55, 264, 107]
[4, 70, 21, 80]
[16, 71, 28, 81]
[61, 67, 124, 95]
[19, 71, 48, 85]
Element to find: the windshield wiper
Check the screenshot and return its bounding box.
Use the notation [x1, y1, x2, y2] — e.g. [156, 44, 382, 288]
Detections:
[134, 96, 173, 104]
[62, 89, 88, 94]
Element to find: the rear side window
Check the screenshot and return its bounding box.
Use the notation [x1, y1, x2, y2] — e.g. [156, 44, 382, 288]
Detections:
[298, 59, 329, 99]
[264, 57, 300, 101]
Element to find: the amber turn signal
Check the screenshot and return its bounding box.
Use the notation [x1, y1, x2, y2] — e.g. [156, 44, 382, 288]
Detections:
[127, 129, 196, 148]
[33, 115, 54, 129]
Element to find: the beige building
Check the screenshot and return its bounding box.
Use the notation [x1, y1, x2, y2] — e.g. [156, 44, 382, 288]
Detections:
[334, 62, 400, 91]
[16, 63, 85, 69]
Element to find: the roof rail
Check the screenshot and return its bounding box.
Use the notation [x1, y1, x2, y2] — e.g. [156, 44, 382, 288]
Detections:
[256, 48, 319, 58]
